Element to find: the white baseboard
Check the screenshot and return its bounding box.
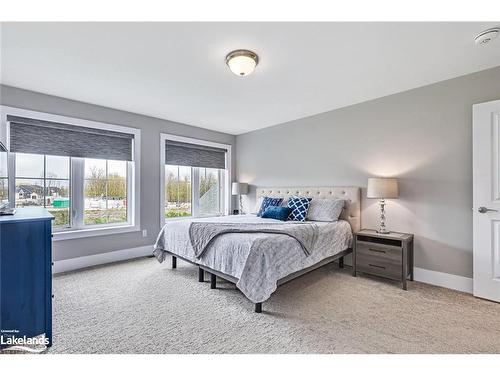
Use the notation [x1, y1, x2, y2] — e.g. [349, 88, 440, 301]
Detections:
[53, 245, 154, 274]
[414, 267, 473, 294]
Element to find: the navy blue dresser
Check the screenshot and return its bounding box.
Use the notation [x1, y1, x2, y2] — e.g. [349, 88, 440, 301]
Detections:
[0, 207, 54, 348]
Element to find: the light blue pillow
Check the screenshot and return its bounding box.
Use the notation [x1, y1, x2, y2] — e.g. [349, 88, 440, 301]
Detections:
[287, 196, 313, 222]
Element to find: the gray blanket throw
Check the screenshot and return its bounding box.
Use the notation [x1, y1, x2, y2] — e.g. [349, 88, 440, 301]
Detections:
[189, 222, 319, 259]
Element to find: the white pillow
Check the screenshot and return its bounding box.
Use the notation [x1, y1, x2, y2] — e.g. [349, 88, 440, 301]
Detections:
[306, 199, 345, 222]
[250, 197, 264, 214]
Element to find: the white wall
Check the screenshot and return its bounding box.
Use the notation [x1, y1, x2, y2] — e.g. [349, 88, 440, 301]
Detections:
[236, 66, 500, 278]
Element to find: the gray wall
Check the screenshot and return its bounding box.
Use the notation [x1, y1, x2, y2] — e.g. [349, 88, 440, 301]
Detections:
[236, 66, 500, 278]
[0, 85, 236, 261]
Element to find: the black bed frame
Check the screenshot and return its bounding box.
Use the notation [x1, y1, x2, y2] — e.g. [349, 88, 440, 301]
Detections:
[163, 248, 352, 313]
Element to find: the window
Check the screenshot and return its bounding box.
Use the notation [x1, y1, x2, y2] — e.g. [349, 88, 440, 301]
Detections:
[11, 153, 130, 230]
[164, 165, 225, 219]
[0, 152, 8, 202]
[198, 167, 222, 216]
[84, 158, 128, 225]
[161, 134, 231, 223]
[1, 106, 141, 239]
[165, 164, 192, 218]
[15, 153, 70, 228]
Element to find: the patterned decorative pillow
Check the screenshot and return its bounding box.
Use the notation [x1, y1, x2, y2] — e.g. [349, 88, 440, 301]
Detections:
[257, 197, 284, 217]
[287, 196, 313, 222]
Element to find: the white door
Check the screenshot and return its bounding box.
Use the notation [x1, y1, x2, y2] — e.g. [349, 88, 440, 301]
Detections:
[473, 99, 500, 302]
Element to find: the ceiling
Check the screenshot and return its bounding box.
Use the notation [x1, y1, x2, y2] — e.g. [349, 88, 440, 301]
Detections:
[1, 22, 499, 135]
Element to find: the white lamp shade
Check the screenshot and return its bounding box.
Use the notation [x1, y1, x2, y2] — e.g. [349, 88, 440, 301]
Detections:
[367, 178, 399, 199]
[232, 182, 248, 195]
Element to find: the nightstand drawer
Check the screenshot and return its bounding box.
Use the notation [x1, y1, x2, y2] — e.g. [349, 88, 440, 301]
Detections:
[356, 241, 402, 263]
[356, 254, 402, 280]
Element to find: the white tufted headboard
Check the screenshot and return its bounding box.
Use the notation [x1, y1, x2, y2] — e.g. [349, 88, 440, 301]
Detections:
[256, 186, 361, 232]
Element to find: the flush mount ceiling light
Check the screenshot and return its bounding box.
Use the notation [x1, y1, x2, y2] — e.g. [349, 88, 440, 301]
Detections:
[225, 49, 259, 76]
[474, 27, 500, 45]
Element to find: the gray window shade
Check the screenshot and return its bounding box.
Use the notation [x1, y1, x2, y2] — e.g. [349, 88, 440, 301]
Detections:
[165, 140, 226, 169]
[8, 115, 134, 161]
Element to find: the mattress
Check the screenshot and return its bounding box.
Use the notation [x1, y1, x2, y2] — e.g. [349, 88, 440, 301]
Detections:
[154, 214, 353, 302]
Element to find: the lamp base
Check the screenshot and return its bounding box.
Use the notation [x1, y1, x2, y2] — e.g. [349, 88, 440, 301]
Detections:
[238, 194, 245, 215]
[377, 199, 390, 234]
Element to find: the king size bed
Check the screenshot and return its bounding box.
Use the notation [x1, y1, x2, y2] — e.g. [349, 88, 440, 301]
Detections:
[153, 186, 361, 313]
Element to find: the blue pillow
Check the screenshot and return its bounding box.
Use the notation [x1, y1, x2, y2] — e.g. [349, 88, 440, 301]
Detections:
[287, 196, 313, 222]
[262, 206, 292, 221]
[257, 197, 284, 217]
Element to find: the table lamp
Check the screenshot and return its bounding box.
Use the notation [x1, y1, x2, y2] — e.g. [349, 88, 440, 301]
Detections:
[231, 182, 248, 214]
[367, 177, 399, 234]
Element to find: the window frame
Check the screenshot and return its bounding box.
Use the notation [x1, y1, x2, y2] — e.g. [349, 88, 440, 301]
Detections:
[160, 133, 231, 225]
[0, 105, 141, 241]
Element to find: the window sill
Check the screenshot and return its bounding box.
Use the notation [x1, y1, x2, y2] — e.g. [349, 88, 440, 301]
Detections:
[52, 224, 140, 241]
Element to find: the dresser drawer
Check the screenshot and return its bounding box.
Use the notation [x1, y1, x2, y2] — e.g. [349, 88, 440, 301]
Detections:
[356, 241, 402, 263]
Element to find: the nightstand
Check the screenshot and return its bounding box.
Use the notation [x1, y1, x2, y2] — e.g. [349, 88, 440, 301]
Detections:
[353, 229, 414, 290]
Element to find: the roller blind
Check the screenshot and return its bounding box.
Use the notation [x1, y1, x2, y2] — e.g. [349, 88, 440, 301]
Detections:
[165, 140, 226, 169]
[8, 115, 134, 161]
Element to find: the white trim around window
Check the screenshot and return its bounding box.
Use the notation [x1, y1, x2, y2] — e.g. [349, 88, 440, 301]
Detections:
[159, 133, 232, 227]
[0, 105, 141, 241]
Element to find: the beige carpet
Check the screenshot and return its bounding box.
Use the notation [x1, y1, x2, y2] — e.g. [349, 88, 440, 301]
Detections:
[49, 257, 500, 354]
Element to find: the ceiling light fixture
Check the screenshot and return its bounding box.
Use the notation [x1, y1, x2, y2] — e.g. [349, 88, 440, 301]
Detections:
[225, 49, 259, 76]
[474, 27, 499, 45]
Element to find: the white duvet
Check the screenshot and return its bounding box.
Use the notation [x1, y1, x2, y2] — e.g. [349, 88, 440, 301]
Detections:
[154, 214, 352, 303]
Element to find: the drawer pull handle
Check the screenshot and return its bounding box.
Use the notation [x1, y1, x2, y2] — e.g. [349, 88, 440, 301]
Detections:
[369, 248, 386, 254]
[369, 263, 386, 269]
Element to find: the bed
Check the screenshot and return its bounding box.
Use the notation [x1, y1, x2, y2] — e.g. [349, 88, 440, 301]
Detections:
[153, 186, 361, 312]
